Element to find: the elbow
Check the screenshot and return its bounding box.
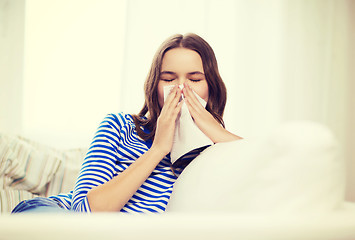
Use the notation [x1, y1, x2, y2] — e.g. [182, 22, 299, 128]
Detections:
[86, 188, 125, 212]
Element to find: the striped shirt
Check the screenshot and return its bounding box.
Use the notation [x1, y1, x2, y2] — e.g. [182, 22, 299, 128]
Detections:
[49, 113, 203, 213]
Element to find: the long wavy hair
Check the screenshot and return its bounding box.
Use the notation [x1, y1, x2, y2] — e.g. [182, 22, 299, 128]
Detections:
[132, 33, 227, 141]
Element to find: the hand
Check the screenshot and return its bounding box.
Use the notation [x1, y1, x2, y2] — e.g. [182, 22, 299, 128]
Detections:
[182, 83, 242, 143]
[151, 85, 183, 155]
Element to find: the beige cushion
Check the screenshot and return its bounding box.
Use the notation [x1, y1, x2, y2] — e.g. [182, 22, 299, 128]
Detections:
[0, 134, 62, 194]
[0, 134, 86, 214]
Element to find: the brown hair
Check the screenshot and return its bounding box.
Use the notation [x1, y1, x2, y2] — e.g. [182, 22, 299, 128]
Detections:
[132, 33, 227, 141]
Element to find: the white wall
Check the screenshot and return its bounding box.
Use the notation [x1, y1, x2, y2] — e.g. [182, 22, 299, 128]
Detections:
[22, 0, 127, 148]
[119, 0, 210, 115]
[345, 0, 355, 201]
[119, 0, 288, 140]
[0, 0, 25, 135]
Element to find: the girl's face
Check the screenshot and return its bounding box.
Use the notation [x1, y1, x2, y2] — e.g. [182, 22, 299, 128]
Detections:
[157, 48, 209, 108]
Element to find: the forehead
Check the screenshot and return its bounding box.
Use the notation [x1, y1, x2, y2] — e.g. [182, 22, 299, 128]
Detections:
[161, 48, 204, 73]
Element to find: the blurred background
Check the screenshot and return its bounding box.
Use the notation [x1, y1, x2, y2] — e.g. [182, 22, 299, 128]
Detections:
[0, 0, 354, 200]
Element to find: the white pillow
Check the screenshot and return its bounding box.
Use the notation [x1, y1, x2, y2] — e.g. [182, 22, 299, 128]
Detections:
[167, 121, 345, 213]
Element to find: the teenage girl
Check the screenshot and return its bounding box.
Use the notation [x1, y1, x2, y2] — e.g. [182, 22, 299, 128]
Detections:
[12, 33, 241, 213]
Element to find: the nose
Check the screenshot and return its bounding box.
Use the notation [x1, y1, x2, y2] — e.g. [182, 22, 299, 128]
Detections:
[177, 77, 187, 86]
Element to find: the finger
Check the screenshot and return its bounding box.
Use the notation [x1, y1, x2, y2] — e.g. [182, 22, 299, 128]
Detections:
[183, 83, 200, 104]
[166, 86, 182, 109]
[161, 85, 179, 113]
[172, 100, 183, 118]
[182, 85, 197, 117]
[184, 95, 197, 119]
[164, 85, 179, 106]
[183, 84, 203, 113]
[161, 86, 182, 118]
[170, 87, 182, 108]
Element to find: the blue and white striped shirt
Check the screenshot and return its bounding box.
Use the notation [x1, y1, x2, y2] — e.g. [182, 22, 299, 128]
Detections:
[50, 113, 201, 213]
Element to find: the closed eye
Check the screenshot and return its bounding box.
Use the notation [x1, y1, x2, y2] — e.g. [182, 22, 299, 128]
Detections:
[161, 79, 175, 82]
[187, 72, 205, 82]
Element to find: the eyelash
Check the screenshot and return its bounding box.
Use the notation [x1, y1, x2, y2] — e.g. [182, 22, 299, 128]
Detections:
[161, 79, 202, 82]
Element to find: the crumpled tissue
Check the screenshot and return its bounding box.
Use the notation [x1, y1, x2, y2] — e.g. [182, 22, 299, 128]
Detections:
[163, 84, 213, 164]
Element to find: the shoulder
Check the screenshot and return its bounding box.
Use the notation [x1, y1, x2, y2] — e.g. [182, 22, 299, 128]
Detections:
[93, 112, 136, 144]
[104, 112, 134, 125]
[100, 112, 136, 132]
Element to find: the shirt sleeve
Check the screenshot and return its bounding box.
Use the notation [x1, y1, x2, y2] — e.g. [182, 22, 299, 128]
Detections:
[70, 114, 122, 212]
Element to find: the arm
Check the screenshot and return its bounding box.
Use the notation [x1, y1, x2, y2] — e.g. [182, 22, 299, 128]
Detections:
[86, 146, 166, 212]
[182, 83, 242, 143]
[70, 115, 120, 212]
[86, 85, 183, 212]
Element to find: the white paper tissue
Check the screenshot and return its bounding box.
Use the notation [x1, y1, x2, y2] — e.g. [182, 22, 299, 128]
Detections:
[163, 84, 213, 164]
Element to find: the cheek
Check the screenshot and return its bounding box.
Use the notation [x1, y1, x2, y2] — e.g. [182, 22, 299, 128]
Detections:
[191, 84, 209, 102]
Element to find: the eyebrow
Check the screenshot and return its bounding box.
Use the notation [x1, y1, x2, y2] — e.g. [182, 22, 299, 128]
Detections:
[160, 71, 205, 75]
[160, 71, 176, 75]
[187, 71, 205, 75]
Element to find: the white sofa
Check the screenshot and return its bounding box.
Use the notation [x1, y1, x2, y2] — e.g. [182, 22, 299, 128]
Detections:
[1, 121, 355, 239]
[1, 211, 355, 240]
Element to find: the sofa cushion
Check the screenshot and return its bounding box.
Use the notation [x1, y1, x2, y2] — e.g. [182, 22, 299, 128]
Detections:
[0, 134, 63, 195]
[167, 121, 345, 213]
[45, 148, 87, 197]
